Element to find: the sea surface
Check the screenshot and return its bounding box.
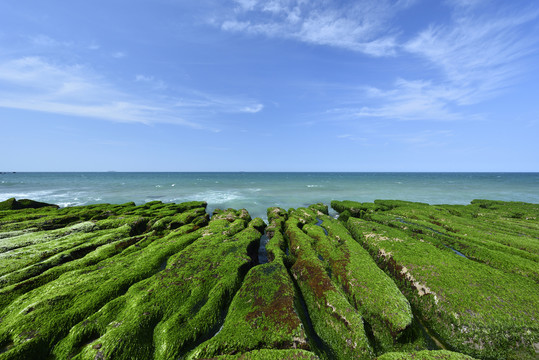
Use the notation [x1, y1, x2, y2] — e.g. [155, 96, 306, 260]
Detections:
[1, 172, 538, 220]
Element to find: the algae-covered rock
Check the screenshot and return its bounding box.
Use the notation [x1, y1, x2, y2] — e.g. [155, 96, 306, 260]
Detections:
[303, 214, 414, 352]
[286, 208, 374, 360]
[333, 199, 539, 360]
[1, 199, 536, 360]
[188, 246, 309, 358]
[377, 350, 476, 359]
[0, 198, 59, 210]
[0, 201, 218, 359]
[204, 349, 320, 359]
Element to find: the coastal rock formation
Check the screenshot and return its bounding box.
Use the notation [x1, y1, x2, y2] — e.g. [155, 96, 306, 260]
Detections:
[0, 197, 59, 210]
[333, 199, 539, 360]
[0, 198, 537, 359]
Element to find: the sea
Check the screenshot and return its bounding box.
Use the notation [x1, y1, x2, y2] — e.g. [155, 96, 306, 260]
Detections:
[1, 172, 538, 221]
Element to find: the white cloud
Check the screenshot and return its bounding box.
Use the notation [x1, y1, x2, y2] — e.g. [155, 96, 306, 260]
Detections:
[135, 74, 154, 82]
[386, 129, 454, 147]
[351, 78, 474, 121]
[221, 0, 415, 56]
[331, 3, 539, 122]
[174, 90, 263, 115]
[234, 0, 259, 11]
[404, 4, 539, 104]
[0, 56, 262, 130]
[29, 34, 72, 48]
[444, 0, 485, 10]
[241, 104, 264, 113]
[135, 74, 167, 90]
[112, 51, 126, 59]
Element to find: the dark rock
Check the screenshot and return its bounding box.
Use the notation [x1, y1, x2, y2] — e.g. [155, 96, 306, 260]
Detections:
[0, 198, 59, 211]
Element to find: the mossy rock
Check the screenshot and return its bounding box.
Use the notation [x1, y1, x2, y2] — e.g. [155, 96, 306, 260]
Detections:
[286, 210, 374, 360]
[377, 350, 476, 359]
[0, 198, 59, 211]
[203, 349, 320, 359]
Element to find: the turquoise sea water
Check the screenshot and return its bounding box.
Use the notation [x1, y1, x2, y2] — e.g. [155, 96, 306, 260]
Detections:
[1, 172, 538, 220]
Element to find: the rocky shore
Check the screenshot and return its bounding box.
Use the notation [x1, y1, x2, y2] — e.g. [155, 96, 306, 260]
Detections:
[0, 198, 537, 359]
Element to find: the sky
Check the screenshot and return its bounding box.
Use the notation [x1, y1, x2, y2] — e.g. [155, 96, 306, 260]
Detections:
[0, 0, 538, 172]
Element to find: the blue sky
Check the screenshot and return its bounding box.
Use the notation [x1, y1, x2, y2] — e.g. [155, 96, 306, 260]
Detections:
[1, 0, 538, 171]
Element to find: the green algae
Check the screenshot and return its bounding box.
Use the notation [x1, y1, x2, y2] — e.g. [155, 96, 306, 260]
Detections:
[0, 199, 536, 360]
[0, 198, 58, 211]
[285, 208, 374, 360]
[336, 205, 538, 359]
[0, 202, 212, 359]
[302, 214, 414, 352]
[51, 215, 263, 360]
[367, 211, 539, 282]
[202, 349, 320, 359]
[188, 249, 309, 358]
[377, 350, 476, 360]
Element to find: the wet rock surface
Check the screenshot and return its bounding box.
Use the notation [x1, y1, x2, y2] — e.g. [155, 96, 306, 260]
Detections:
[0, 199, 537, 359]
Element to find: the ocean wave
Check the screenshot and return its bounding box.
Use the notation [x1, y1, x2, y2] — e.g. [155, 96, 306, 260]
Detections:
[0, 190, 56, 200]
[306, 185, 322, 188]
[57, 201, 85, 207]
[176, 190, 244, 204]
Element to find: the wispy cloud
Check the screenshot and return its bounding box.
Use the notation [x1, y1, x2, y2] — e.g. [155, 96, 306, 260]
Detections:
[220, 0, 416, 56]
[174, 90, 263, 114]
[29, 34, 72, 48]
[338, 128, 453, 149]
[112, 51, 126, 59]
[331, 2, 539, 122]
[241, 104, 264, 113]
[337, 134, 368, 142]
[352, 78, 475, 121]
[404, 2, 539, 104]
[135, 74, 167, 90]
[0, 56, 263, 129]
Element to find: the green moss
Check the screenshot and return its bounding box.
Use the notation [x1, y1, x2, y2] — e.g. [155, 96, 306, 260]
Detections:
[331, 200, 383, 219]
[0, 202, 216, 359]
[377, 350, 476, 360]
[367, 211, 539, 282]
[308, 203, 329, 215]
[188, 257, 308, 358]
[345, 216, 539, 359]
[286, 212, 373, 360]
[203, 349, 320, 359]
[0, 198, 59, 211]
[302, 215, 413, 352]
[0, 199, 536, 360]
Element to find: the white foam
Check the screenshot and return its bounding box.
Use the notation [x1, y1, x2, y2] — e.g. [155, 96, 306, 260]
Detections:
[186, 190, 243, 204]
[0, 190, 55, 199]
[57, 202, 83, 207]
[306, 185, 321, 188]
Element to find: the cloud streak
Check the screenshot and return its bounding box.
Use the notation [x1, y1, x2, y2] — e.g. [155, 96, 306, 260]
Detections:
[0, 56, 263, 130]
[352, 78, 473, 121]
[404, 3, 539, 104]
[220, 0, 416, 56]
[329, 1, 539, 122]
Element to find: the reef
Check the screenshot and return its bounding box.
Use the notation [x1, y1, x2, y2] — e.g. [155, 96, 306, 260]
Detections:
[0, 198, 537, 359]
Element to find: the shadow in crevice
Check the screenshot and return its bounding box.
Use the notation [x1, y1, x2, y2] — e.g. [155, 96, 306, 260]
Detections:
[286, 265, 336, 360]
[257, 231, 270, 265]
